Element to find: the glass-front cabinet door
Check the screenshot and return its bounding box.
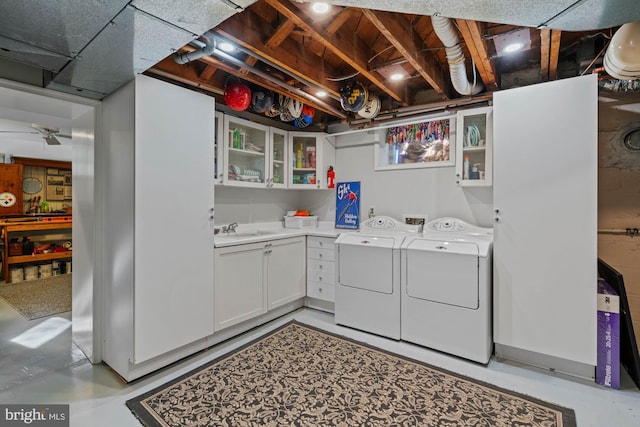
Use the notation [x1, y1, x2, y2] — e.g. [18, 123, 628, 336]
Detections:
[223, 115, 268, 188]
[289, 132, 320, 189]
[455, 106, 493, 187]
[214, 112, 224, 185]
[269, 128, 287, 188]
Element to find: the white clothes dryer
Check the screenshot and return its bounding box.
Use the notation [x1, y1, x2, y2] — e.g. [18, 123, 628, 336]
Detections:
[400, 217, 493, 363]
[335, 216, 419, 340]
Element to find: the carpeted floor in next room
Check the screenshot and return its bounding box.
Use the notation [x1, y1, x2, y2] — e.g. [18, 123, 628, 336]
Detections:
[0, 309, 638, 426]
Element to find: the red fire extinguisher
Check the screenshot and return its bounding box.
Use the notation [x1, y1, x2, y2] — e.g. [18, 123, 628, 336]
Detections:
[327, 166, 335, 188]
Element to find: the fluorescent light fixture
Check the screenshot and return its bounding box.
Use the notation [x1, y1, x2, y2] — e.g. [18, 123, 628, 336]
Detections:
[503, 42, 524, 53]
[311, 2, 330, 14]
[390, 73, 405, 81]
[316, 90, 328, 97]
[218, 41, 236, 53]
[493, 28, 531, 56]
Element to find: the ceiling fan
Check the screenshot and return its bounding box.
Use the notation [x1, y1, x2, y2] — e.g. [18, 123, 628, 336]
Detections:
[0, 123, 71, 145]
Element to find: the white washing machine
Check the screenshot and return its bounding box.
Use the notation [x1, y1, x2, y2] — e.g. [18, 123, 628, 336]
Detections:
[335, 216, 419, 340]
[400, 217, 493, 363]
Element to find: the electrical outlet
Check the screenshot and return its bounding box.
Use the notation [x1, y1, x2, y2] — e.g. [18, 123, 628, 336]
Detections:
[402, 214, 428, 225]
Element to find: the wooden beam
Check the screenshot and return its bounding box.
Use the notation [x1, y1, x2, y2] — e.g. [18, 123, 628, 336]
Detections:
[455, 19, 498, 91]
[264, 0, 407, 105]
[239, 56, 259, 75]
[198, 65, 218, 81]
[363, 9, 451, 99]
[265, 19, 296, 49]
[540, 29, 550, 81]
[215, 11, 342, 98]
[148, 59, 225, 96]
[541, 28, 561, 81]
[549, 30, 562, 81]
[325, 8, 359, 36]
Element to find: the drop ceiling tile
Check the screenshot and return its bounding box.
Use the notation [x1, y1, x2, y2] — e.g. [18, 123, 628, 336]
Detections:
[0, 0, 129, 57]
[132, 0, 256, 35]
[52, 6, 194, 95]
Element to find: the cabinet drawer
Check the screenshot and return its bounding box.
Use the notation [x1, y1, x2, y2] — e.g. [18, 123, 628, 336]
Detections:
[307, 268, 335, 285]
[307, 281, 335, 302]
[307, 236, 336, 250]
[307, 247, 335, 261]
[307, 258, 335, 277]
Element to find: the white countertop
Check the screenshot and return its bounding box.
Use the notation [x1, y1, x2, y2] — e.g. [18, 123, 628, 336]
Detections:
[214, 220, 344, 247]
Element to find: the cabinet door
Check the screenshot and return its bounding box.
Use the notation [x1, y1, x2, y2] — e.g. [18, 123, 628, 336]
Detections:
[223, 116, 268, 187]
[214, 242, 266, 331]
[133, 75, 215, 363]
[456, 106, 492, 186]
[289, 132, 320, 188]
[267, 237, 306, 310]
[493, 75, 597, 366]
[214, 111, 225, 185]
[269, 127, 288, 188]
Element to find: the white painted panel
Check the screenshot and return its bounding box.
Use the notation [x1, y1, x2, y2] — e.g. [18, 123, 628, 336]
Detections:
[337, 240, 394, 293]
[405, 241, 479, 309]
[493, 75, 597, 366]
[133, 75, 215, 363]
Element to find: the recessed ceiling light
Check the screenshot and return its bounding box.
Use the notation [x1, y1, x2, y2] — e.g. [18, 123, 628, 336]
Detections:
[311, 2, 330, 14]
[503, 42, 524, 53]
[218, 41, 236, 53]
[390, 73, 405, 81]
[316, 90, 328, 97]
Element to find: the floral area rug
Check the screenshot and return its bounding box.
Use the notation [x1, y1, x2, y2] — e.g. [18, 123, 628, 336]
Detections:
[127, 321, 576, 426]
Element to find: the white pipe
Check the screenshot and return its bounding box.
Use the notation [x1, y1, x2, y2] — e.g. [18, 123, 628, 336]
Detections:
[431, 14, 484, 96]
[173, 32, 217, 64]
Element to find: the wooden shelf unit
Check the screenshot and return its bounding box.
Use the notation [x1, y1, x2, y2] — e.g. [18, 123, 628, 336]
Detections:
[1, 219, 72, 283]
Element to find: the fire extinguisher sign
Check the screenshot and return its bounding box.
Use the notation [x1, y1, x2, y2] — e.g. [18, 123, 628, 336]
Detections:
[335, 182, 360, 229]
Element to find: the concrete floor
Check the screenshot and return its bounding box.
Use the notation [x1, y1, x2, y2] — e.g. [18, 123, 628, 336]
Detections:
[0, 299, 639, 427]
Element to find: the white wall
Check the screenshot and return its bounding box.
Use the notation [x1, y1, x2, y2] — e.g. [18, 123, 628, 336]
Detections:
[333, 131, 493, 226]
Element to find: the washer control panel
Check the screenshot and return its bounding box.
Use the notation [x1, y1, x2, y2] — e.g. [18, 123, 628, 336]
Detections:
[362, 216, 398, 229]
[427, 218, 467, 232]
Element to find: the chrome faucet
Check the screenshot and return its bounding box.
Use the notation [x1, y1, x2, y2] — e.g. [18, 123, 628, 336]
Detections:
[221, 222, 239, 233]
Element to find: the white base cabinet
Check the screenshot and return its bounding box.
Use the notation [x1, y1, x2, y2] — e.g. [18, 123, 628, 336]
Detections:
[215, 236, 306, 331]
[306, 236, 336, 311]
[102, 75, 215, 381]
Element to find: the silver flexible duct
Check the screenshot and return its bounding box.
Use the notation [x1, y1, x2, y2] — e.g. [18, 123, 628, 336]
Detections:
[431, 14, 484, 96]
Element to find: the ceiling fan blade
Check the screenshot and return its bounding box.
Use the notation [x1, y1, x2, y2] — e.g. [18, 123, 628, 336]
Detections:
[44, 135, 61, 145]
[56, 133, 72, 139]
[0, 130, 40, 134]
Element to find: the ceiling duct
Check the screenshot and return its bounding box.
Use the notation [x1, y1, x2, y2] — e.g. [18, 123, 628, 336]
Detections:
[431, 14, 484, 96]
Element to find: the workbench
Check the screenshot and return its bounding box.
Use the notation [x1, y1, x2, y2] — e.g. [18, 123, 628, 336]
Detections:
[1, 217, 72, 283]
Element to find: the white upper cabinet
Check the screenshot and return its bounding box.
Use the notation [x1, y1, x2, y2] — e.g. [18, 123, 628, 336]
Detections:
[223, 115, 269, 188]
[289, 132, 335, 189]
[268, 127, 288, 188]
[455, 106, 493, 187]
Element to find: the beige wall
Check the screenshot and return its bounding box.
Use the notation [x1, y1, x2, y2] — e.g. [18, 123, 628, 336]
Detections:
[598, 91, 640, 348]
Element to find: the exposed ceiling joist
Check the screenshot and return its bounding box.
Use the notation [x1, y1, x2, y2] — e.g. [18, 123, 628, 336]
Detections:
[362, 9, 452, 100]
[215, 11, 342, 98]
[455, 19, 498, 91]
[149, 59, 225, 96]
[265, 19, 296, 49]
[540, 28, 562, 81]
[198, 65, 218, 80]
[264, 0, 408, 105]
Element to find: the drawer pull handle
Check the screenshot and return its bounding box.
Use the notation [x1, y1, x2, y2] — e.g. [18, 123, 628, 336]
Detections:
[319, 276, 323, 281]
[319, 265, 323, 270]
[319, 287, 323, 292]
[319, 253, 323, 258]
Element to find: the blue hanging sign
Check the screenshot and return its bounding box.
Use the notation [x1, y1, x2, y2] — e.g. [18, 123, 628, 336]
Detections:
[335, 181, 360, 229]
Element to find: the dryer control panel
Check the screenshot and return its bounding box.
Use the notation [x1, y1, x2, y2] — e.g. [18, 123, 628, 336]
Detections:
[427, 218, 467, 232]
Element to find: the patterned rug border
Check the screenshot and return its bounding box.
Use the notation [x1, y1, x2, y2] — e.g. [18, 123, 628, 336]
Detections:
[126, 320, 577, 427]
